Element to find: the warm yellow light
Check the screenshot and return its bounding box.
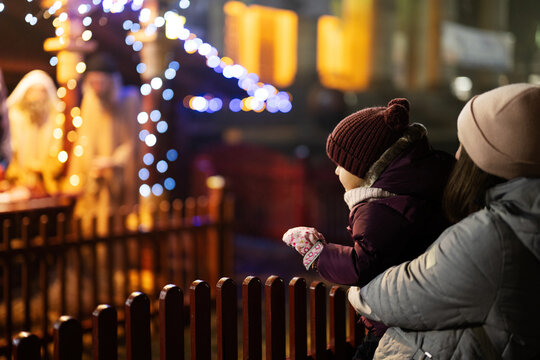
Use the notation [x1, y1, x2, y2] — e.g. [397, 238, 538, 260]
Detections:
[75, 62, 86, 74]
[70, 107, 81, 117]
[72, 116, 83, 128]
[223, 2, 298, 87]
[221, 56, 234, 66]
[52, 18, 61, 28]
[73, 145, 84, 157]
[67, 130, 78, 142]
[67, 79, 77, 90]
[317, 0, 373, 90]
[57, 87, 67, 98]
[69, 174, 80, 187]
[53, 128, 63, 139]
[206, 175, 225, 189]
[56, 113, 65, 126]
[58, 151, 68, 163]
[55, 51, 85, 84]
[241, 98, 249, 111]
[244, 96, 254, 110]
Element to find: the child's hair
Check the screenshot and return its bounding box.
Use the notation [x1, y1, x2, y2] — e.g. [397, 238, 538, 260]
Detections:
[443, 147, 504, 223]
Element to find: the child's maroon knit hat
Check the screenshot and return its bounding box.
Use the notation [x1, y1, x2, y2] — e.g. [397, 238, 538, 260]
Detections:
[326, 98, 410, 178]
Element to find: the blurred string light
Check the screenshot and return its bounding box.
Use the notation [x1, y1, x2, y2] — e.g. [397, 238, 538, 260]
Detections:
[162, 9, 292, 113]
[13, 0, 291, 199]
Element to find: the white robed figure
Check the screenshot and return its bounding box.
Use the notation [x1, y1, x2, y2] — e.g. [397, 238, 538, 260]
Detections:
[6, 69, 63, 196]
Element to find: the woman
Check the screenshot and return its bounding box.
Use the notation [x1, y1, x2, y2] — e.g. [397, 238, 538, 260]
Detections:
[348, 83, 540, 359]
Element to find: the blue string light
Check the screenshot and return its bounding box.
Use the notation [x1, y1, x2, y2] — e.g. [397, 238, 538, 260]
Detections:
[13, 0, 293, 198]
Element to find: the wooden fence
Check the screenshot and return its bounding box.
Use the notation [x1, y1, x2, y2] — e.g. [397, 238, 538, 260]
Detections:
[10, 276, 364, 359]
[0, 194, 234, 359]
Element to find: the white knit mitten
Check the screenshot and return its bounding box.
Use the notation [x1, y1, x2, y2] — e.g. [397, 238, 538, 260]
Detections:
[282, 226, 326, 270]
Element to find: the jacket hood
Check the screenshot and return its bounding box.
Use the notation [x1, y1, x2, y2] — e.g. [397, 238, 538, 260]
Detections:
[487, 177, 540, 260]
[371, 129, 455, 201]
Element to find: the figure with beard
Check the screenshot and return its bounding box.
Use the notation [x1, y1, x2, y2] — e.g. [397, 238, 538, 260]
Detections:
[5, 70, 63, 196]
[65, 53, 140, 234]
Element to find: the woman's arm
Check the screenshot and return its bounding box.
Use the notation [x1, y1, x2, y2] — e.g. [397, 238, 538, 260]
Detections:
[349, 212, 502, 330]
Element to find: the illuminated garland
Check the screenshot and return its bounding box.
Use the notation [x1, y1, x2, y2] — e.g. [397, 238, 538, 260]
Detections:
[2, 0, 293, 198]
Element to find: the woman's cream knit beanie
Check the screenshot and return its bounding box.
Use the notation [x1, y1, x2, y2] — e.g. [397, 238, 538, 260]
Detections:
[457, 83, 540, 179]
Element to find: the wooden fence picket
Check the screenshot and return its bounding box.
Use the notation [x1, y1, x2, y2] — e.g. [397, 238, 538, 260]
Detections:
[3, 219, 13, 359]
[125, 292, 152, 360]
[53, 316, 82, 360]
[265, 276, 285, 360]
[22, 217, 31, 332]
[92, 304, 118, 360]
[159, 284, 185, 360]
[329, 286, 347, 359]
[190, 280, 211, 360]
[12, 332, 41, 360]
[216, 278, 237, 360]
[39, 216, 49, 347]
[288, 277, 307, 360]
[8, 275, 359, 360]
[242, 276, 262, 360]
[310, 281, 327, 360]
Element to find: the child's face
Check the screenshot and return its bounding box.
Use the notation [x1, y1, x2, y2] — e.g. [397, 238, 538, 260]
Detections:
[335, 166, 365, 191]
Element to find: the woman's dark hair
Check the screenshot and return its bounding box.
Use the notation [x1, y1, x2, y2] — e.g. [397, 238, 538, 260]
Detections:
[443, 147, 505, 223]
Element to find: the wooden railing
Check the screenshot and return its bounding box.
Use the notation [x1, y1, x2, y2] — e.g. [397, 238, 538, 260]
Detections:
[11, 276, 364, 359]
[0, 194, 234, 359]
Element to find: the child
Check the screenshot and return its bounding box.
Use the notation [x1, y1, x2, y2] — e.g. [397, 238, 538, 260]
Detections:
[282, 98, 454, 359]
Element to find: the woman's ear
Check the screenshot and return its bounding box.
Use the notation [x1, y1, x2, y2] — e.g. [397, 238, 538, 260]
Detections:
[455, 144, 462, 160]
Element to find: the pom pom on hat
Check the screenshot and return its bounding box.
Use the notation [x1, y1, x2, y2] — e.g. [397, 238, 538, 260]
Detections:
[326, 98, 411, 178]
[384, 98, 410, 131]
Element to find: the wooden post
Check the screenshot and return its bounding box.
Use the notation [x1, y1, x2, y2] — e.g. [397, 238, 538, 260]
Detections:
[39, 215, 50, 348]
[92, 304, 118, 360]
[242, 276, 262, 360]
[217, 277, 237, 360]
[125, 292, 152, 360]
[53, 316, 83, 360]
[348, 302, 364, 348]
[21, 217, 31, 331]
[57, 213, 67, 316]
[310, 281, 327, 359]
[13, 332, 41, 360]
[265, 276, 286, 360]
[3, 219, 13, 359]
[190, 280, 211, 360]
[74, 218, 84, 320]
[159, 284, 185, 360]
[289, 277, 307, 360]
[329, 286, 347, 359]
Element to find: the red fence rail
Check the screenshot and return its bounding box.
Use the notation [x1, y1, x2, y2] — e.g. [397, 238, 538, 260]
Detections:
[11, 276, 364, 359]
[0, 194, 234, 359]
